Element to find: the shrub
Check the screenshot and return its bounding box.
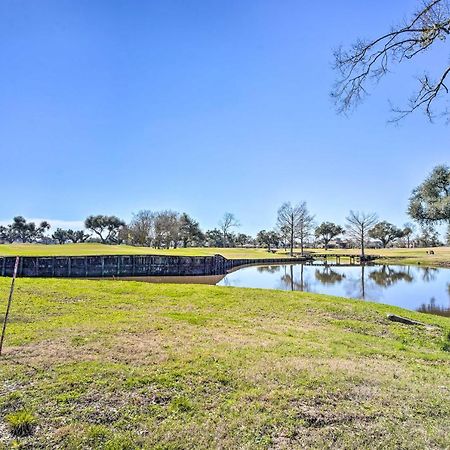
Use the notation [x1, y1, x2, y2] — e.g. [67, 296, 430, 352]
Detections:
[5, 410, 37, 437]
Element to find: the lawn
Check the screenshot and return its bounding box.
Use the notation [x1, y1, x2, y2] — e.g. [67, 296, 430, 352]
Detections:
[1, 243, 450, 267]
[0, 278, 449, 449]
[0, 243, 289, 260]
[307, 247, 450, 267]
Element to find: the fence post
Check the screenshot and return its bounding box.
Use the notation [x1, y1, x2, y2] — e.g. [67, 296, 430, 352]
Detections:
[0, 256, 20, 357]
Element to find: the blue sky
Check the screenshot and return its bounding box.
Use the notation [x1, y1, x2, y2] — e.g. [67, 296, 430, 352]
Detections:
[0, 0, 448, 235]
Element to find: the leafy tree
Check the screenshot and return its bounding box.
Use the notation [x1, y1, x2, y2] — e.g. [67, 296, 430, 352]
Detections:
[345, 211, 378, 258]
[368, 221, 404, 248]
[218, 213, 240, 247]
[84, 215, 125, 244]
[234, 233, 253, 247]
[333, 0, 450, 121]
[179, 213, 204, 247]
[205, 228, 224, 247]
[8, 216, 50, 243]
[416, 224, 441, 247]
[0, 225, 11, 242]
[9, 216, 30, 242]
[315, 222, 344, 250]
[408, 165, 450, 228]
[402, 222, 416, 248]
[66, 229, 90, 243]
[256, 230, 279, 251]
[52, 228, 69, 244]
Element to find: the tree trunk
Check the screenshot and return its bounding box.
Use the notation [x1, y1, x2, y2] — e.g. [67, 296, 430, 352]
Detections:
[361, 229, 365, 258]
[361, 264, 365, 299]
[290, 228, 294, 256]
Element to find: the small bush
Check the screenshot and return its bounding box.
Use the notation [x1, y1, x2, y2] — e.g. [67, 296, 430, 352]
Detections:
[169, 396, 193, 413]
[5, 410, 37, 437]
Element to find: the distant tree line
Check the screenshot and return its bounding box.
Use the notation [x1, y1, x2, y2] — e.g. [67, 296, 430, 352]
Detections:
[1, 164, 449, 252]
[0, 217, 51, 243]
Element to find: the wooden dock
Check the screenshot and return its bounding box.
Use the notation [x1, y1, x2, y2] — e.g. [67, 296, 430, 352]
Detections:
[305, 253, 379, 266]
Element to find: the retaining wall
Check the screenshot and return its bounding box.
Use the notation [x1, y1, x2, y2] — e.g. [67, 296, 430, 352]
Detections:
[0, 254, 300, 278]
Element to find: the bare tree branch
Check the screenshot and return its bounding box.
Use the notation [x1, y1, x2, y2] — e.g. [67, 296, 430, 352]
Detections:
[332, 0, 450, 121]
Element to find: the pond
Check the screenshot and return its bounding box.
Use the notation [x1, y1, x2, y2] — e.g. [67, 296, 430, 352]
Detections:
[217, 263, 450, 317]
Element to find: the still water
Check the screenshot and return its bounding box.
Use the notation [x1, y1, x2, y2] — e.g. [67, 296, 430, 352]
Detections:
[217, 264, 450, 317]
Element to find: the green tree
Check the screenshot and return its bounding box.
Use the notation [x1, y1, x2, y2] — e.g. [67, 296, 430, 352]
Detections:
[66, 229, 90, 243]
[408, 165, 450, 229]
[402, 222, 416, 248]
[84, 215, 125, 244]
[256, 230, 279, 251]
[179, 213, 204, 248]
[52, 228, 69, 244]
[8, 216, 50, 243]
[0, 225, 11, 242]
[205, 228, 224, 247]
[315, 222, 344, 250]
[417, 224, 441, 247]
[368, 221, 404, 248]
[235, 233, 252, 247]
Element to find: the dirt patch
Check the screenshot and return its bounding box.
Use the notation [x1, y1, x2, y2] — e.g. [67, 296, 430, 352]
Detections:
[4, 330, 168, 367]
[107, 331, 168, 364]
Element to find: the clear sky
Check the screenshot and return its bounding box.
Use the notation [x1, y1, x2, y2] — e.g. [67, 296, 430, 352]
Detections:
[0, 0, 448, 235]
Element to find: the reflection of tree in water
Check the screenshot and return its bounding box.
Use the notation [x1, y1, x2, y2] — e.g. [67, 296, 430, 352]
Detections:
[343, 265, 383, 301]
[421, 267, 438, 283]
[369, 265, 414, 287]
[314, 267, 345, 285]
[221, 277, 233, 287]
[279, 264, 311, 292]
[257, 265, 281, 274]
[417, 297, 450, 318]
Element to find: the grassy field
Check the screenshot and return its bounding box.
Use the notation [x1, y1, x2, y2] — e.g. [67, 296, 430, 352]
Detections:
[0, 278, 449, 449]
[1, 243, 450, 267]
[0, 243, 291, 260]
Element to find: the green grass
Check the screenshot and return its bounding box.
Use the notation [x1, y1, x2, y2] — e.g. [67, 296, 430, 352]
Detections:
[4, 410, 37, 437]
[0, 243, 291, 259]
[1, 243, 450, 267]
[0, 278, 449, 448]
[307, 247, 450, 267]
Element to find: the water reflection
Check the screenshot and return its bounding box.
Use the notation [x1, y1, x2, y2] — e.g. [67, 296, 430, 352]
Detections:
[369, 265, 414, 287]
[421, 267, 438, 282]
[109, 263, 450, 317]
[315, 267, 345, 285]
[257, 265, 281, 274]
[417, 297, 450, 317]
[217, 263, 450, 317]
